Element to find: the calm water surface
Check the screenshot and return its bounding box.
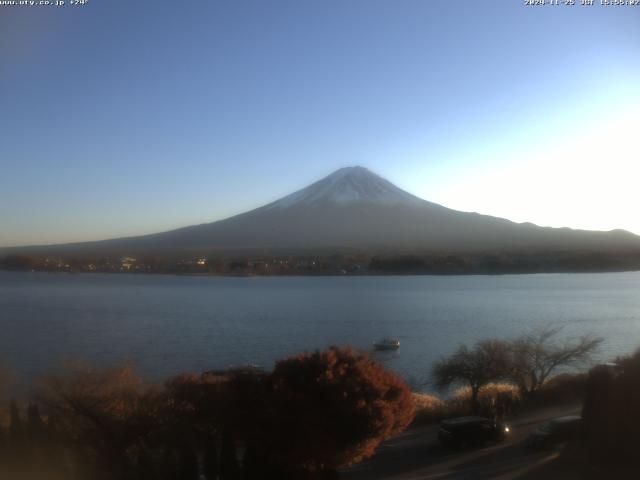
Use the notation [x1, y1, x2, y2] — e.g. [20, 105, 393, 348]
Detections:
[1, 271, 639, 391]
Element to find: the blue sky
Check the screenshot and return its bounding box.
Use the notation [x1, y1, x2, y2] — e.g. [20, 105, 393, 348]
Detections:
[1, 0, 639, 247]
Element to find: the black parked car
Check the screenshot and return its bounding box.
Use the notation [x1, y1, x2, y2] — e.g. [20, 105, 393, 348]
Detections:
[526, 415, 582, 450]
[438, 416, 510, 448]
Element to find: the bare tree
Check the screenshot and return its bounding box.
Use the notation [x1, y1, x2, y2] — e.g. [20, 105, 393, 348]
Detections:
[432, 340, 511, 413]
[509, 326, 602, 397]
[37, 363, 161, 476]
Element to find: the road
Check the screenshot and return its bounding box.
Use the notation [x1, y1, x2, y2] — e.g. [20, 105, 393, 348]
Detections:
[341, 405, 583, 480]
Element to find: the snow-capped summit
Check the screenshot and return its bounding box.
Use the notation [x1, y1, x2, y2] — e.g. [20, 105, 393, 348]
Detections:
[266, 166, 426, 209]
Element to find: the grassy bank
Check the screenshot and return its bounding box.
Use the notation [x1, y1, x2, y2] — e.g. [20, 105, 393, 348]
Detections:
[412, 374, 587, 425]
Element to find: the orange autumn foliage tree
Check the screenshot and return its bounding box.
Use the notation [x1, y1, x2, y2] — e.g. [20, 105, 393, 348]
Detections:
[266, 346, 415, 472]
[37, 364, 162, 476]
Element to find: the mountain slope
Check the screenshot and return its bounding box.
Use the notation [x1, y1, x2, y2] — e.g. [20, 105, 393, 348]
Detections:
[4, 166, 640, 254]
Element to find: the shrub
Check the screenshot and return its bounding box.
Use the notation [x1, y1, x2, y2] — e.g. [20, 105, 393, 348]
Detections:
[413, 393, 444, 412]
[0, 349, 419, 478]
[582, 350, 640, 467]
[265, 346, 415, 472]
[412, 393, 448, 423]
[448, 383, 520, 419]
[452, 382, 520, 403]
[164, 371, 230, 438]
[535, 373, 587, 405]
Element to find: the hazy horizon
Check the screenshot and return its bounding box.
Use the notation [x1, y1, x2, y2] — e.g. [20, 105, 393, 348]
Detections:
[3, 165, 639, 250]
[2, 1, 639, 247]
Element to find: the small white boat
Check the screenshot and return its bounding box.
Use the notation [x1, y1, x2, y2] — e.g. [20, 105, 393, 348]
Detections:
[374, 337, 400, 351]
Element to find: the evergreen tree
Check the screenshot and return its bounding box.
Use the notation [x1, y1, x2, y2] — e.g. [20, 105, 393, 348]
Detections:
[159, 449, 179, 480]
[203, 436, 219, 480]
[136, 446, 156, 480]
[9, 398, 24, 458]
[241, 443, 259, 480]
[9, 399, 22, 440]
[219, 427, 238, 480]
[178, 445, 198, 480]
[26, 403, 46, 453]
[0, 423, 6, 463]
[44, 414, 62, 465]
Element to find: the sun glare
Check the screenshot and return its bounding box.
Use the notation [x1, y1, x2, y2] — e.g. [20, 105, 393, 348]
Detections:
[439, 104, 640, 234]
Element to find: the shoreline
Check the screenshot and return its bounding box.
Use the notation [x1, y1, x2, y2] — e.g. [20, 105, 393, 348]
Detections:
[2, 268, 640, 278]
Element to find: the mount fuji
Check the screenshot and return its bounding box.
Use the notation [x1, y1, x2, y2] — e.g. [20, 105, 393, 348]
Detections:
[6, 166, 640, 254]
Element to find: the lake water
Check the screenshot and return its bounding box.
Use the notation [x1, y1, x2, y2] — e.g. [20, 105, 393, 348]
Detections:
[1, 271, 639, 392]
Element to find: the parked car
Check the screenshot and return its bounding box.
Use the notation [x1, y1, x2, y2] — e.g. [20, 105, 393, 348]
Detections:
[438, 416, 510, 448]
[526, 415, 582, 450]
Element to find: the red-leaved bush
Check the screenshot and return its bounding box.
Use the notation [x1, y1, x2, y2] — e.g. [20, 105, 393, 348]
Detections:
[265, 346, 415, 471]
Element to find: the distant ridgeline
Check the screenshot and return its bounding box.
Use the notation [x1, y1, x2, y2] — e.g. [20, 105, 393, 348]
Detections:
[2, 250, 640, 275]
[3, 167, 640, 272]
